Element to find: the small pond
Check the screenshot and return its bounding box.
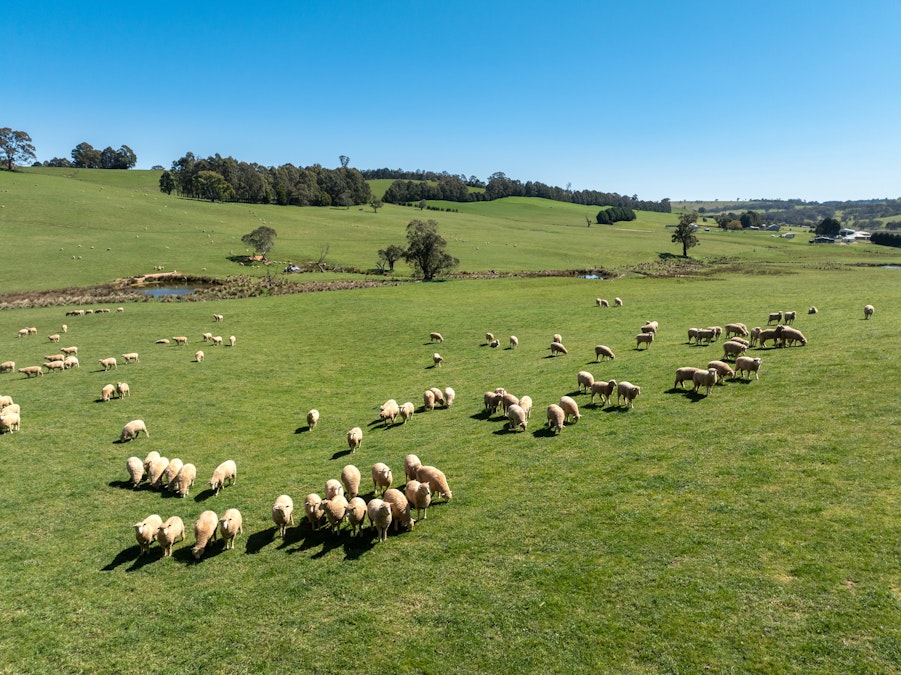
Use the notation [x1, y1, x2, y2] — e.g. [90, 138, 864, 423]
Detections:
[137, 285, 201, 297]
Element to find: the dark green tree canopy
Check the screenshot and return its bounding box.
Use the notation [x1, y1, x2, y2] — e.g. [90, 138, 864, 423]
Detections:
[740, 210, 763, 229]
[0, 128, 36, 171]
[193, 170, 234, 202]
[377, 244, 405, 272]
[242, 226, 277, 257]
[402, 219, 459, 281]
[816, 217, 841, 237]
[672, 212, 700, 257]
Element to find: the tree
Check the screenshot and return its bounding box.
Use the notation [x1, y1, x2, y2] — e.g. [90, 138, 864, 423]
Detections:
[193, 170, 233, 202]
[0, 128, 36, 171]
[402, 219, 459, 280]
[418, 199, 427, 211]
[115, 145, 137, 169]
[672, 212, 700, 257]
[740, 210, 763, 229]
[370, 197, 383, 213]
[816, 217, 841, 237]
[159, 171, 175, 195]
[377, 244, 405, 272]
[71, 142, 102, 168]
[241, 226, 277, 258]
[339, 155, 350, 169]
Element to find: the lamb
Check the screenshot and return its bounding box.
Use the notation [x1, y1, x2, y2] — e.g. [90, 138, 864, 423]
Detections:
[783, 311, 797, 325]
[691, 368, 718, 396]
[489, 339, 500, 348]
[706, 360, 735, 381]
[191, 511, 220, 559]
[635, 332, 654, 349]
[101, 384, 116, 402]
[777, 326, 807, 347]
[133, 514, 163, 555]
[379, 399, 400, 427]
[589, 379, 617, 406]
[749, 326, 762, 347]
[550, 341, 568, 356]
[147, 457, 170, 489]
[559, 396, 581, 423]
[577, 371, 595, 393]
[43, 361, 65, 373]
[767, 311, 783, 325]
[594, 345, 615, 361]
[173, 336, 189, 345]
[304, 494, 324, 530]
[219, 508, 243, 550]
[404, 454, 423, 482]
[271, 495, 295, 538]
[722, 340, 748, 360]
[429, 387, 446, 406]
[372, 462, 393, 496]
[485, 332, 495, 344]
[194, 350, 204, 362]
[415, 465, 452, 501]
[399, 401, 415, 423]
[506, 404, 528, 432]
[325, 479, 344, 500]
[443, 387, 455, 408]
[172, 463, 197, 498]
[320, 495, 348, 534]
[121, 352, 140, 364]
[126, 456, 145, 488]
[119, 419, 149, 442]
[735, 356, 763, 380]
[209, 459, 237, 495]
[864, 304, 875, 320]
[0, 412, 20, 433]
[695, 328, 716, 344]
[423, 389, 436, 411]
[347, 426, 363, 453]
[116, 307, 124, 313]
[429, 332, 444, 343]
[99, 357, 118, 371]
[546, 404, 565, 433]
[60, 346, 78, 356]
[307, 409, 320, 429]
[616, 381, 641, 408]
[808, 306, 818, 314]
[0, 361, 14, 374]
[483, 391, 502, 414]
[211, 336, 223, 346]
[597, 298, 609, 307]
[518, 395, 533, 419]
[674, 367, 704, 389]
[509, 335, 519, 348]
[17, 328, 28, 338]
[344, 497, 367, 536]
[18, 366, 43, 378]
[48, 334, 60, 343]
[45, 353, 65, 363]
[641, 320, 659, 334]
[201, 332, 213, 342]
[614, 297, 623, 306]
[156, 516, 186, 557]
[756, 329, 780, 349]
[367, 498, 392, 542]
[724, 323, 749, 338]
[341, 464, 361, 499]
[383, 488, 415, 532]
[405, 480, 432, 520]
[116, 382, 130, 398]
[228, 335, 236, 347]
[63, 356, 79, 369]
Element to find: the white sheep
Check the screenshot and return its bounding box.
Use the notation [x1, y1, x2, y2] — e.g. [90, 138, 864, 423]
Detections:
[48, 333, 60, 343]
[345, 497, 368, 536]
[577, 371, 595, 393]
[749, 327, 763, 347]
[597, 298, 609, 307]
[121, 352, 139, 364]
[143, 451, 160, 474]
[635, 333, 654, 349]
[404, 454, 423, 482]
[594, 345, 615, 361]
[173, 463, 197, 498]
[213, 313, 223, 322]
[432, 353, 443, 367]
[341, 464, 361, 499]
[192, 510, 220, 559]
[706, 360, 735, 381]
[0, 361, 15, 374]
[864, 304, 875, 320]
[383, 488, 414, 532]
[616, 381, 641, 408]
[211, 336, 223, 346]
[147, 457, 170, 489]
[729, 337, 750, 347]
[399, 401, 415, 424]
[173, 336, 189, 346]
[42, 360, 65, 373]
[485, 332, 495, 344]
[559, 396, 581, 423]
[320, 495, 348, 534]
[116, 382, 130, 398]
[724, 323, 749, 338]
[589, 379, 617, 406]
[405, 480, 432, 520]
[777, 326, 807, 346]
[423, 389, 436, 411]
[219, 508, 243, 550]
[509, 335, 519, 348]
[367, 498, 392, 542]
[673, 367, 704, 389]
[767, 311, 782, 325]
[307, 409, 320, 429]
[783, 311, 797, 325]
[518, 395, 533, 419]
[429, 332, 444, 343]
[641, 320, 659, 334]
[229, 335, 236, 347]
[325, 479, 344, 500]
[195, 350, 204, 362]
[0, 412, 20, 433]
[614, 297, 623, 307]
[60, 346, 78, 356]
[17, 328, 28, 338]
[372, 462, 393, 496]
[272, 495, 295, 538]
[692, 368, 718, 396]
[347, 426, 363, 453]
[119, 419, 149, 442]
[126, 456, 145, 488]
[101, 384, 116, 402]
[756, 328, 780, 348]
[156, 516, 186, 557]
[429, 387, 446, 406]
[483, 391, 502, 414]
[546, 404, 565, 433]
[552, 333, 563, 344]
[735, 356, 763, 380]
[550, 341, 568, 356]
[415, 465, 452, 501]
[163, 458, 183, 488]
[209, 459, 237, 495]
[60, 324, 68, 333]
[117, 307, 125, 313]
[99, 357, 118, 371]
[18, 366, 43, 378]
[201, 332, 213, 342]
[506, 404, 528, 432]
[304, 494, 324, 531]
[0, 396, 14, 410]
[379, 399, 400, 427]
[133, 514, 163, 555]
[155, 339, 171, 345]
[695, 328, 716, 344]
[722, 340, 748, 360]
[499, 391, 519, 413]
[63, 356, 79, 369]
[443, 387, 455, 408]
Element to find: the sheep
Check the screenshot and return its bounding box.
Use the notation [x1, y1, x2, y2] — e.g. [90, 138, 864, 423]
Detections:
[213, 313, 224, 322]
[594, 345, 615, 361]
[143, 451, 160, 474]
[691, 368, 718, 396]
[306, 408, 320, 429]
[155, 339, 171, 345]
[485, 332, 495, 344]
[211, 336, 223, 346]
[416, 465, 452, 501]
[367, 498, 392, 542]
[119, 419, 149, 442]
[423, 389, 436, 411]
[483, 391, 502, 414]
[429, 387, 446, 406]
[0, 361, 14, 374]
[60, 346, 78, 356]
[347, 426, 363, 453]
[552, 333, 563, 344]
[489, 339, 500, 348]
[116, 307, 125, 313]
[509, 335, 519, 348]
[379, 399, 400, 427]
[209, 459, 237, 495]
[708, 326, 723, 340]
[16, 328, 28, 338]
[735, 356, 763, 380]
[641, 320, 659, 334]
[45, 353, 65, 363]
[0, 396, 13, 410]
[228, 335, 236, 347]
[172, 336, 188, 345]
[550, 341, 568, 356]
[783, 311, 797, 325]
[372, 462, 393, 496]
[101, 384, 116, 402]
[577, 371, 595, 393]
[695, 328, 716, 344]
[126, 456, 145, 488]
[635, 333, 654, 349]
[589, 379, 617, 406]
[767, 311, 783, 325]
[559, 396, 581, 423]
[616, 381, 641, 408]
[172, 463, 197, 498]
[749, 326, 763, 347]
[429, 332, 444, 343]
[18, 366, 43, 378]
[614, 297, 623, 306]
[383, 488, 415, 532]
[219, 508, 243, 550]
[345, 497, 367, 536]
[729, 337, 750, 347]
[686, 327, 700, 344]
[777, 326, 807, 347]
[506, 404, 528, 432]
[724, 323, 750, 338]
[163, 458, 183, 488]
[404, 454, 423, 482]
[43, 361, 65, 373]
[324, 478, 344, 500]
[597, 298, 609, 307]
[99, 357, 118, 371]
[756, 329, 780, 349]
[63, 356, 79, 369]
[722, 340, 749, 360]
[808, 306, 818, 314]
[443, 387, 455, 408]
[673, 367, 704, 389]
[133, 514, 163, 555]
[121, 352, 140, 364]
[405, 480, 432, 520]
[546, 404, 565, 433]
[116, 382, 130, 398]
[192, 510, 220, 559]
[518, 395, 533, 419]
[1, 403, 20, 416]
[48, 334, 60, 343]
[201, 332, 213, 342]
[320, 495, 348, 534]
[304, 494, 324, 530]
[271, 495, 295, 538]
[0, 412, 20, 433]
[156, 516, 186, 557]
[499, 391, 519, 413]
[147, 457, 170, 489]
[864, 304, 875, 320]
[399, 401, 415, 424]
[341, 464, 361, 499]
[707, 360, 735, 381]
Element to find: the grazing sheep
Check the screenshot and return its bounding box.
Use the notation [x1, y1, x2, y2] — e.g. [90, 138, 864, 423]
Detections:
[423, 389, 436, 411]
[307, 409, 319, 429]
[614, 297, 623, 306]
[325, 479, 344, 500]
[121, 352, 140, 364]
[550, 341, 568, 356]
[577, 371, 595, 393]
[228, 335, 236, 347]
[864, 304, 875, 320]
[320, 495, 348, 534]
[0, 396, 14, 411]
[211, 336, 223, 346]
[777, 326, 807, 347]
[45, 354, 65, 363]
[635, 333, 654, 349]
[219, 508, 243, 550]
[304, 494, 324, 530]
[724, 323, 750, 338]
[347, 426, 363, 453]
[367, 498, 392, 542]
[345, 497, 367, 536]
[518, 395, 533, 419]
[589, 379, 617, 406]
[63, 356, 79, 369]
[0, 361, 14, 374]
[162, 458, 183, 488]
[341, 464, 361, 499]
[271, 495, 295, 538]
[101, 384, 116, 402]
[707, 360, 735, 381]
[489, 339, 500, 348]
[691, 368, 719, 396]
[147, 457, 170, 489]
[594, 345, 615, 362]
[379, 399, 400, 427]
[597, 298, 609, 307]
[735, 356, 763, 380]
[443, 387, 455, 408]
[808, 306, 818, 314]
[17, 328, 28, 338]
[499, 391, 519, 413]
[143, 451, 160, 474]
[415, 465, 452, 501]
[201, 332, 213, 342]
[616, 381, 641, 408]
[173, 336, 188, 346]
[783, 311, 797, 325]
[641, 321, 659, 334]
[117, 307, 125, 313]
[126, 456, 145, 488]
[483, 391, 502, 414]
[209, 459, 237, 495]
[686, 328, 700, 344]
[42, 360, 65, 373]
[722, 340, 749, 360]
[172, 463, 197, 498]
[372, 463, 393, 496]
[119, 419, 149, 442]
[405, 480, 432, 520]
[133, 514, 163, 555]
[48, 334, 60, 343]
[116, 382, 130, 398]
[546, 404, 565, 433]
[756, 329, 780, 349]
[60, 346, 78, 356]
[429, 387, 445, 406]
[749, 326, 763, 347]
[383, 488, 415, 532]
[0, 412, 20, 433]
[506, 404, 528, 432]
[708, 326, 723, 340]
[509, 335, 519, 348]
[192, 510, 219, 559]
[404, 454, 423, 482]
[674, 367, 704, 389]
[399, 401, 415, 424]
[99, 357, 118, 371]
[194, 350, 204, 362]
[695, 328, 716, 344]
[213, 313, 223, 322]
[767, 311, 783, 325]
[559, 396, 581, 423]
[429, 331, 444, 343]
[156, 516, 186, 557]
[18, 366, 43, 378]
[729, 337, 750, 347]
[485, 332, 495, 344]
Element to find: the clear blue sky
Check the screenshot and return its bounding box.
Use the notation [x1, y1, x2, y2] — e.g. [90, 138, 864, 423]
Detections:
[7, 1, 901, 202]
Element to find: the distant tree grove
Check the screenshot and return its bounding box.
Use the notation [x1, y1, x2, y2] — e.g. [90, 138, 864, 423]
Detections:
[38, 142, 137, 169]
[596, 206, 636, 224]
[870, 231, 901, 248]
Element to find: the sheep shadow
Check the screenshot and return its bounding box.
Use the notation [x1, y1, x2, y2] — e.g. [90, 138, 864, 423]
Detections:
[531, 426, 559, 437]
[178, 540, 226, 564]
[102, 544, 144, 571]
[193, 488, 218, 502]
[425, 364, 441, 370]
[107, 479, 138, 490]
[343, 536, 377, 560]
[470, 410, 493, 421]
[294, 426, 314, 434]
[127, 549, 163, 571]
[601, 406, 632, 414]
[310, 534, 346, 559]
[245, 527, 276, 555]
[685, 391, 709, 402]
[492, 426, 524, 435]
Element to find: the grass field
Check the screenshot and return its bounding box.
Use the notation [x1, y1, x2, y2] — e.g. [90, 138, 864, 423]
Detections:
[1, 169, 900, 673]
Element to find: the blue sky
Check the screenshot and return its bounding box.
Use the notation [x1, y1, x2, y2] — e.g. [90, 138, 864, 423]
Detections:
[6, 1, 901, 202]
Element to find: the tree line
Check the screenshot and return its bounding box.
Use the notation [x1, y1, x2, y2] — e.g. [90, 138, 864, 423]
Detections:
[39, 142, 137, 169]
